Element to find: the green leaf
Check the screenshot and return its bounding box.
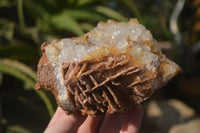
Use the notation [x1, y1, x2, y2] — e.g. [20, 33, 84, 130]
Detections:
[0, 19, 15, 42]
[51, 12, 84, 36]
[0, 44, 39, 63]
[0, 60, 35, 89]
[23, 0, 51, 26]
[0, 59, 37, 81]
[119, 0, 143, 23]
[94, 6, 128, 21]
[35, 90, 55, 117]
[76, 0, 104, 7]
[6, 125, 31, 133]
[17, 0, 25, 28]
[43, 0, 56, 6]
[0, 59, 54, 117]
[80, 23, 94, 32]
[64, 9, 107, 21]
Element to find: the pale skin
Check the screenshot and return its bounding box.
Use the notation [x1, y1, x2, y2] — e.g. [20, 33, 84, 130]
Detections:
[44, 104, 143, 133]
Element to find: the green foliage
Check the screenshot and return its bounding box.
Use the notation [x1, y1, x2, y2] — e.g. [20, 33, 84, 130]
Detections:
[0, 44, 40, 63]
[20, 0, 128, 37]
[119, 0, 142, 23]
[0, 59, 54, 117]
[0, 59, 35, 89]
[5, 125, 31, 133]
[51, 12, 85, 36]
[93, 6, 128, 21]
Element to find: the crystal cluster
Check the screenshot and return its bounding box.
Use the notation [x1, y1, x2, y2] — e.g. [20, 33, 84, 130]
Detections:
[35, 19, 181, 116]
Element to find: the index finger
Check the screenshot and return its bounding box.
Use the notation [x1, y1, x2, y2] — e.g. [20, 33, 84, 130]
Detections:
[120, 104, 144, 133]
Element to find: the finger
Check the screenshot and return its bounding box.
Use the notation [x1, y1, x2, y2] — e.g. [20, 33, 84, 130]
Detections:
[120, 104, 143, 133]
[77, 115, 103, 133]
[44, 107, 87, 133]
[99, 112, 124, 133]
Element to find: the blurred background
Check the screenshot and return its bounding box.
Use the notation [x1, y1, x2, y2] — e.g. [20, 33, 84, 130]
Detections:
[0, 0, 200, 132]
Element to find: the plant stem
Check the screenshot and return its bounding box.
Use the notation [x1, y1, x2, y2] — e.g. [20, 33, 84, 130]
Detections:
[17, 0, 25, 28]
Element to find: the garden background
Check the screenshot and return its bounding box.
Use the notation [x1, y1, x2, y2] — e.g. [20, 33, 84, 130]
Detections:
[0, 0, 200, 132]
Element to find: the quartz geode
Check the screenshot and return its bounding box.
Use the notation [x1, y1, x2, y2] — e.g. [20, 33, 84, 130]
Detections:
[35, 19, 181, 116]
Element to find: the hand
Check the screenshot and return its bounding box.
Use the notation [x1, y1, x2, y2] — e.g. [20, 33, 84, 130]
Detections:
[44, 104, 143, 133]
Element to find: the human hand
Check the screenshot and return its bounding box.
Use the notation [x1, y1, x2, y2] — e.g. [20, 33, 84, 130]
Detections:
[44, 104, 143, 133]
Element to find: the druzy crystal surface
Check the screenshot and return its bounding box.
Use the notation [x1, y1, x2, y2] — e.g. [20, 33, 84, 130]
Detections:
[35, 19, 181, 116]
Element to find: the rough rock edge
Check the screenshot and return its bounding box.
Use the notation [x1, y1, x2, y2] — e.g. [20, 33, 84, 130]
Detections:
[35, 20, 181, 116]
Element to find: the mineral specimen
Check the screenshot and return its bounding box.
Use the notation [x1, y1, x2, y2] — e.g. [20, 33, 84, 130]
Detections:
[35, 19, 181, 116]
